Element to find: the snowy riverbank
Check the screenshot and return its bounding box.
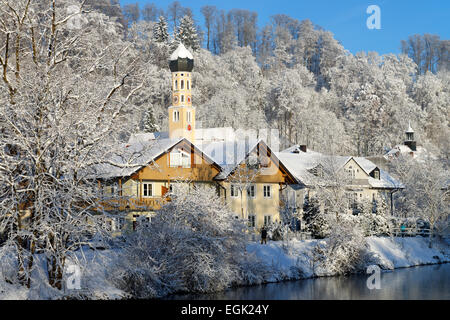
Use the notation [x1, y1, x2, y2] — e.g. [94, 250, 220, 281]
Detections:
[1, 237, 448, 300]
[247, 236, 450, 283]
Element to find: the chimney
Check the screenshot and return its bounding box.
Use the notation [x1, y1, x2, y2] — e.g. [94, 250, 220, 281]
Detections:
[300, 145, 307, 153]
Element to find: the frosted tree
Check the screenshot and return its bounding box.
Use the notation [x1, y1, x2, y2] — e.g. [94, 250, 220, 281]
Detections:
[226, 158, 262, 220]
[143, 105, 160, 133]
[112, 186, 264, 297]
[153, 16, 169, 43]
[0, 0, 144, 291]
[175, 15, 201, 51]
[389, 156, 449, 247]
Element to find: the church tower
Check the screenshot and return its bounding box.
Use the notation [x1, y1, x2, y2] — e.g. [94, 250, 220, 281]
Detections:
[168, 43, 195, 141]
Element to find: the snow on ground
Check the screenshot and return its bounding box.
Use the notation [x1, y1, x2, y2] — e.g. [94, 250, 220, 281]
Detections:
[366, 237, 450, 269]
[1, 237, 448, 299]
[247, 237, 450, 282]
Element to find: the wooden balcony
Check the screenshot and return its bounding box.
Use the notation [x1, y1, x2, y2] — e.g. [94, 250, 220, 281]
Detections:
[98, 196, 170, 212]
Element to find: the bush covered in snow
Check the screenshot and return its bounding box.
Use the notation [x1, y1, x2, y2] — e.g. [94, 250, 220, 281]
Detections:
[111, 186, 269, 298]
[312, 215, 370, 276]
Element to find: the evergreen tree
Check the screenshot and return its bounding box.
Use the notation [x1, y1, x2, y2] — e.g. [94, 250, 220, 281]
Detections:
[175, 15, 200, 51]
[143, 106, 159, 133]
[303, 194, 329, 239]
[153, 16, 169, 43]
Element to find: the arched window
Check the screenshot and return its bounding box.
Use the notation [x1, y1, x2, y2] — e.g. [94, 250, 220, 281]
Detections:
[173, 110, 180, 122]
[181, 95, 184, 103]
[175, 80, 178, 90]
[187, 80, 190, 90]
[181, 80, 184, 90]
[187, 111, 191, 123]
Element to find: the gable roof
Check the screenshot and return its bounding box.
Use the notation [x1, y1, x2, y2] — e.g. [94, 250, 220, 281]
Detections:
[94, 137, 221, 180]
[277, 148, 403, 189]
[206, 139, 298, 184]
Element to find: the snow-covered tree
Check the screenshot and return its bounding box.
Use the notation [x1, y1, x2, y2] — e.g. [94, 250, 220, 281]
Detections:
[142, 105, 160, 133]
[153, 16, 169, 43]
[175, 15, 200, 51]
[112, 186, 266, 297]
[0, 0, 144, 291]
[389, 157, 449, 247]
[313, 214, 368, 276]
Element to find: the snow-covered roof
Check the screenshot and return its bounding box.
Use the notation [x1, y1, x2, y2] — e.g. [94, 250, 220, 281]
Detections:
[198, 139, 261, 180]
[383, 144, 433, 163]
[170, 43, 194, 61]
[353, 157, 378, 175]
[94, 138, 182, 179]
[277, 148, 403, 189]
[368, 169, 404, 189]
[276, 152, 350, 186]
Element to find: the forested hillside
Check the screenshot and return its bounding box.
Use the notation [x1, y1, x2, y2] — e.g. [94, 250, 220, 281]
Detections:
[110, 1, 449, 159]
[13, 1, 450, 159]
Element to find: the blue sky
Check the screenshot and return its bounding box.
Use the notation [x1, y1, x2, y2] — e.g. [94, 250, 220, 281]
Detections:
[120, 0, 449, 55]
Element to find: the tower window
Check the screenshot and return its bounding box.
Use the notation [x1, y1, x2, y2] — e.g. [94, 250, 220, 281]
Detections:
[187, 111, 191, 123]
[175, 80, 178, 90]
[173, 110, 180, 122]
[181, 80, 184, 90]
[187, 80, 190, 90]
[181, 95, 185, 103]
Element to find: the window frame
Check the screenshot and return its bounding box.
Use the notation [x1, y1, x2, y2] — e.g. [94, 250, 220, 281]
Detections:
[173, 110, 180, 122]
[263, 185, 272, 198]
[142, 182, 154, 198]
[248, 215, 256, 228]
[247, 185, 256, 198]
[230, 184, 239, 198]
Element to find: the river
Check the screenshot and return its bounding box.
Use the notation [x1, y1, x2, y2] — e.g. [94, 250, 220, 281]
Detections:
[169, 263, 449, 300]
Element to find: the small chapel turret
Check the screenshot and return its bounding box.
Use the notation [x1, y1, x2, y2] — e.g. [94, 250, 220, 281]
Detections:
[168, 43, 195, 141]
[404, 122, 417, 151]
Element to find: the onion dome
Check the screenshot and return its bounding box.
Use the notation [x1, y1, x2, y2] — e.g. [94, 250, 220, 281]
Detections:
[169, 43, 194, 72]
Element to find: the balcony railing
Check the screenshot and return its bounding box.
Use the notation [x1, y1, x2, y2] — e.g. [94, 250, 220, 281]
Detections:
[98, 196, 170, 212]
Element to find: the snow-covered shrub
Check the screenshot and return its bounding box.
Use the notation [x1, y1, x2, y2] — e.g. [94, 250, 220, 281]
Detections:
[313, 215, 369, 276]
[266, 221, 287, 241]
[113, 186, 265, 298]
[360, 213, 391, 237]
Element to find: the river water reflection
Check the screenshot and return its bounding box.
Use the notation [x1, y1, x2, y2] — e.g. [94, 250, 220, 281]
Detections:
[169, 263, 449, 300]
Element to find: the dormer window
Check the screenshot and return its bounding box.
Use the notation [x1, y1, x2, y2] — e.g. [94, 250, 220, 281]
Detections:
[374, 170, 380, 180]
[370, 168, 381, 180]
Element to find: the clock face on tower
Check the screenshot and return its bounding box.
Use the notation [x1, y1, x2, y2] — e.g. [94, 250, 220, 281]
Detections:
[187, 124, 192, 131]
[173, 96, 179, 104]
[187, 96, 191, 103]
